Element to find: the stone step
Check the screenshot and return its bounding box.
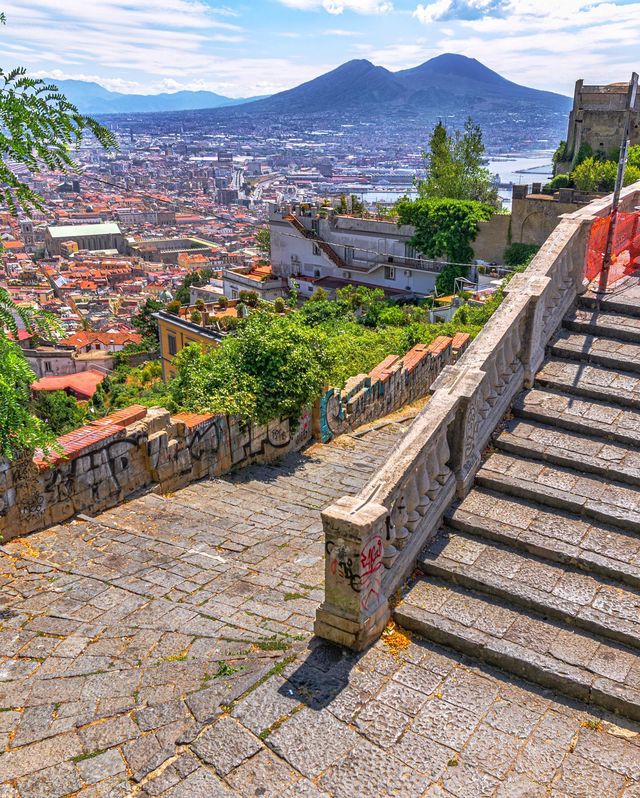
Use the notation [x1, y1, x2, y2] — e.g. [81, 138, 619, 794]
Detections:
[449, 488, 640, 590]
[550, 330, 640, 374]
[477, 453, 640, 534]
[513, 388, 640, 447]
[418, 529, 640, 651]
[579, 291, 640, 319]
[495, 418, 640, 488]
[536, 358, 640, 410]
[394, 579, 640, 721]
[563, 307, 640, 343]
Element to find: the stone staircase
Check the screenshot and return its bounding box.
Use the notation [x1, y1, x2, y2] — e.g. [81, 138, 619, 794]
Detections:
[395, 291, 640, 720]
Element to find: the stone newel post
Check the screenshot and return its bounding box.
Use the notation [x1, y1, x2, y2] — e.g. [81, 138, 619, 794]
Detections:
[314, 496, 390, 651]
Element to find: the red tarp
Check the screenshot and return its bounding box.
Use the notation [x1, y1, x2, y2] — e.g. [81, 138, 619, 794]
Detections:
[585, 211, 640, 286]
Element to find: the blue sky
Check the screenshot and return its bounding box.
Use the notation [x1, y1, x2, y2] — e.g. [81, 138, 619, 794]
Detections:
[2, 0, 639, 97]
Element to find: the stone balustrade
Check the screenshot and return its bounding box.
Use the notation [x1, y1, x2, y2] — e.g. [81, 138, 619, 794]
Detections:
[315, 183, 640, 651]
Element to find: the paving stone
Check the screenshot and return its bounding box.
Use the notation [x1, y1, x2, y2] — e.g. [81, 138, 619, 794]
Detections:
[0, 732, 84, 781]
[392, 731, 456, 779]
[267, 707, 359, 778]
[231, 677, 301, 735]
[79, 714, 139, 751]
[191, 716, 261, 776]
[160, 767, 237, 798]
[318, 740, 428, 798]
[440, 759, 501, 798]
[355, 699, 411, 748]
[16, 761, 81, 798]
[411, 698, 480, 750]
[76, 748, 126, 785]
[226, 748, 297, 798]
[554, 753, 626, 797]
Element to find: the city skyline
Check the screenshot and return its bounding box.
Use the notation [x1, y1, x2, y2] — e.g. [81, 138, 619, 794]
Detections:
[2, 0, 639, 100]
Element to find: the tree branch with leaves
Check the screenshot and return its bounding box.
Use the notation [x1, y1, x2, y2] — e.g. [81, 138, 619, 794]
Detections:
[0, 13, 117, 215]
[0, 12, 116, 459]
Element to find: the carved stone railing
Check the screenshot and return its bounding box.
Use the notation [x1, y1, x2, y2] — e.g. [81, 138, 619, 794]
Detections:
[315, 182, 640, 650]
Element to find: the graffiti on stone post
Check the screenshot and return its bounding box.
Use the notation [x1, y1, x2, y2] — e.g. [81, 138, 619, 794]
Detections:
[326, 538, 360, 593]
[359, 535, 383, 611]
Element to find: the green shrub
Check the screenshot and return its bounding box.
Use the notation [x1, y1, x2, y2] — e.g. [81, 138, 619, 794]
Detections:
[239, 290, 259, 307]
[504, 243, 540, 267]
[543, 174, 572, 192]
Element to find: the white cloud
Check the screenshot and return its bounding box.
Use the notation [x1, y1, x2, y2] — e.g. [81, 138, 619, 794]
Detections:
[277, 0, 393, 14]
[414, 0, 508, 23]
[353, 41, 432, 67]
[322, 27, 362, 35]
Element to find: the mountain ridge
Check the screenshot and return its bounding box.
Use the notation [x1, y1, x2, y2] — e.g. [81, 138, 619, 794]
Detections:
[51, 54, 571, 117]
[47, 79, 266, 115]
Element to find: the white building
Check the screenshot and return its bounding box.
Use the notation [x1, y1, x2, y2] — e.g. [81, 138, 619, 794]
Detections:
[269, 204, 447, 298]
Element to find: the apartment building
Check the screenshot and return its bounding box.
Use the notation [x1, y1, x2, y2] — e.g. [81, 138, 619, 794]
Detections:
[269, 203, 446, 297]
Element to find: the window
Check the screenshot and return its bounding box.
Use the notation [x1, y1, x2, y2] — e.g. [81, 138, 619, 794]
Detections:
[344, 246, 354, 265]
[44, 361, 52, 373]
[312, 244, 320, 256]
[314, 269, 321, 278]
[167, 334, 177, 356]
[343, 271, 352, 280]
[231, 288, 239, 299]
[384, 266, 396, 281]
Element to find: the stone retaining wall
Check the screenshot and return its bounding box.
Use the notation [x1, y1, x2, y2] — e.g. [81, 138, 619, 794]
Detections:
[316, 333, 470, 442]
[0, 406, 312, 542]
[1, 333, 470, 542]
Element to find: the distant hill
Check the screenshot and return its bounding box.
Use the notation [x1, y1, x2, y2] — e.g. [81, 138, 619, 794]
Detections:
[46, 79, 266, 115]
[228, 54, 570, 118]
[49, 55, 570, 119]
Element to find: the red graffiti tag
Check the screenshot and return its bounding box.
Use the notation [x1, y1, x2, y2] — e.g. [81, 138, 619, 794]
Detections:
[359, 536, 383, 611]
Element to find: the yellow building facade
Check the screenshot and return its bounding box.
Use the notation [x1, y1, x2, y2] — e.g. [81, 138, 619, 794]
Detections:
[155, 311, 223, 381]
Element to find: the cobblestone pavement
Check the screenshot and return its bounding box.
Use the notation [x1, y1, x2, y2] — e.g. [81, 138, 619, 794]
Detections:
[2, 406, 640, 797]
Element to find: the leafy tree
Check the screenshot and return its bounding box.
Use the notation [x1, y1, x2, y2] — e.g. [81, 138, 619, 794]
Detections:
[350, 195, 365, 216]
[543, 174, 572, 192]
[171, 312, 335, 423]
[256, 227, 270, 257]
[0, 289, 62, 460]
[90, 360, 170, 416]
[131, 297, 163, 343]
[166, 300, 181, 315]
[0, 15, 115, 458]
[571, 157, 640, 192]
[239, 290, 259, 307]
[190, 310, 202, 324]
[628, 145, 640, 170]
[0, 14, 116, 214]
[174, 268, 214, 305]
[0, 334, 55, 459]
[436, 264, 470, 296]
[552, 140, 567, 168]
[572, 142, 593, 169]
[396, 196, 494, 264]
[417, 118, 499, 207]
[309, 287, 329, 302]
[218, 295, 229, 308]
[30, 390, 86, 436]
